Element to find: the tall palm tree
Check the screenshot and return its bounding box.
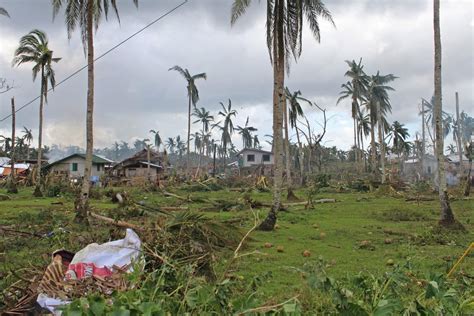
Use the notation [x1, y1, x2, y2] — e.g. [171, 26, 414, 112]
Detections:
[236, 117, 257, 149]
[12, 29, 61, 196]
[149, 129, 162, 151]
[337, 59, 369, 165]
[433, 0, 455, 225]
[214, 99, 237, 171]
[166, 137, 176, 154]
[193, 107, 214, 133]
[22, 127, 33, 159]
[285, 87, 311, 186]
[53, 0, 138, 223]
[357, 108, 371, 170]
[169, 66, 206, 176]
[232, 0, 334, 231]
[364, 71, 397, 182]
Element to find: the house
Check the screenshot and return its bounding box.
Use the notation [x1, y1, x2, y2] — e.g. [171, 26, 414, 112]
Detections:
[45, 153, 113, 180]
[236, 148, 274, 168]
[0, 163, 30, 177]
[110, 149, 166, 183]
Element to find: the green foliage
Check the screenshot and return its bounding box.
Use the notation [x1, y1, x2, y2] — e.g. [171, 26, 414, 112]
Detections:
[297, 258, 474, 315]
[59, 265, 284, 315]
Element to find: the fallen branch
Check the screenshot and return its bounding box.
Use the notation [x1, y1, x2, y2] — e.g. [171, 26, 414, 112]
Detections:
[313, 198, 336, 204]
[0, 226, 43, 238]
[405, 197, 435, 202]
[90, 212, 144, 231]
[237, 295, 299, 315]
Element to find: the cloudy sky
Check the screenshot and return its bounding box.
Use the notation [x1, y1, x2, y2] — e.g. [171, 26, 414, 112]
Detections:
[0, 0, 472, 152]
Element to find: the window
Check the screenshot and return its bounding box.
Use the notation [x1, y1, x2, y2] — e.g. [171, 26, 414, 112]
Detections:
[247, 154, 255, 162]
[427, 166, 431, 174]
[97, 164, 101, 172]
[262, 154, 270, 162]
[71, 163, 78, 172]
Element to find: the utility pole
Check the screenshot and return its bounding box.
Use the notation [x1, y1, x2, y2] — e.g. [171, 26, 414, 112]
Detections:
[455, 92, 463, 178]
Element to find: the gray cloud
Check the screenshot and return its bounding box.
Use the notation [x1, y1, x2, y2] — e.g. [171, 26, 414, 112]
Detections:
[0, 0, 472, 151]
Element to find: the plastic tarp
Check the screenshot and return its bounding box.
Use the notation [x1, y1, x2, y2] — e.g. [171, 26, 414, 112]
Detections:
[37, 229, 141, 314]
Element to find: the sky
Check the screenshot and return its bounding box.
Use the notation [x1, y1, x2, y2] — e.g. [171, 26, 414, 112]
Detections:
[0, 0, 473, 153]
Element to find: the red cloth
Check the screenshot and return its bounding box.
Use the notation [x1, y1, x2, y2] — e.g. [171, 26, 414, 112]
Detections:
[65, 263, 113, 280]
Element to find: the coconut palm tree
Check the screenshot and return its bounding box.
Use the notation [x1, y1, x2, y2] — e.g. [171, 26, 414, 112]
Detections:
[166, 137, 176, 154]
[357, 108, 371, 170]
[253, 135, 261, 149]
[446, 144, 456, 155]
[0, 136, 12, 154]
[337, 59, 369, 164]
[22, 127, 33, 159]
[364, 71, 397, 182]
[214, 99, 237, 171]
[175, 136, 186, 159]
[12, 29, 61, 197]
[285, 87, 311, 186]
[232, 0, 334, 231]
[193, 107, 214, 133]
[236, 117, 257, 149]
[433, 0, 455, 225]
[169, 66, 207, 176]
[52, 0, 138, 223]
[149, 129, 162, 151]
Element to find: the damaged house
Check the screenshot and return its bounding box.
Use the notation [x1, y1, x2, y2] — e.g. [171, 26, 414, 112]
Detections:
[110, 149, 167, 184]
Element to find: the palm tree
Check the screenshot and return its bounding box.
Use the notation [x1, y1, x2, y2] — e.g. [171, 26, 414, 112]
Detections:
[166, 137, 176, 154]
[193, 107, 214, 133]
[149, 129, 162, 151]
[357, 108, 371, 170]
[53, 0, 138, 223]
[364, 71, 397, 182]
[433, 0, 455, 226]
[0, 136, 12, 153]
[446, 144, 456, 155]
[175, 136, 186, 159]
[214, 99, 237, 171]
[253, 134, 261, 149]
[169, 66, 207, 177]
[232, 0, 334, 231]
[22, 127, 33, 159]
[236, 117, 257, 149]
[12, 29, 61, 197]
[388, 121, 410, 172]
[285, 87, 311, 186]
[337, 59, 369, 165]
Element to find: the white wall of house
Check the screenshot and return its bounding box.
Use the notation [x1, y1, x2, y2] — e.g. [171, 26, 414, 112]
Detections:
[239, 150, 274, 168]
[49, 157, 105, 178]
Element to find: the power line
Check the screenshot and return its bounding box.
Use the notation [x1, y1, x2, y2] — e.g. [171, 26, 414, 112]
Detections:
[1, 0, 188, 122]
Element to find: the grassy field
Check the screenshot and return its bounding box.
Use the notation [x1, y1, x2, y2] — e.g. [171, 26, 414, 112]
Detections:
[1, 186, 473, 308]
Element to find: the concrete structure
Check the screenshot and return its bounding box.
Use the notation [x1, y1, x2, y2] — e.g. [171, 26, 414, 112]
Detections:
[46, 153, 113, 180]
[236, 148, 273, 168]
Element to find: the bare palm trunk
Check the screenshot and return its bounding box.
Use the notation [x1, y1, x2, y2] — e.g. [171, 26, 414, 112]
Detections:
[376, 102, 385, 183]
[370, 117, 377, 177]
[434, 0, 455, 226]
[455, 92, 463, 177]
[353, 116, 358, 163]
[186, 94, 191, 178]
[295, 125, 304, 185]
[421, 99, 425, 178]
[259, 0, 284, 231]
[33, 68, 45, 197]
[284, 101, 297, 200]
[7, 98, 18, 194]
[76, 1, 94, 224]
[464, 152, 472, 197]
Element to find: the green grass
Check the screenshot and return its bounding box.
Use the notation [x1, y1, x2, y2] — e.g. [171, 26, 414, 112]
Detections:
[1, 186, 472, 302]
